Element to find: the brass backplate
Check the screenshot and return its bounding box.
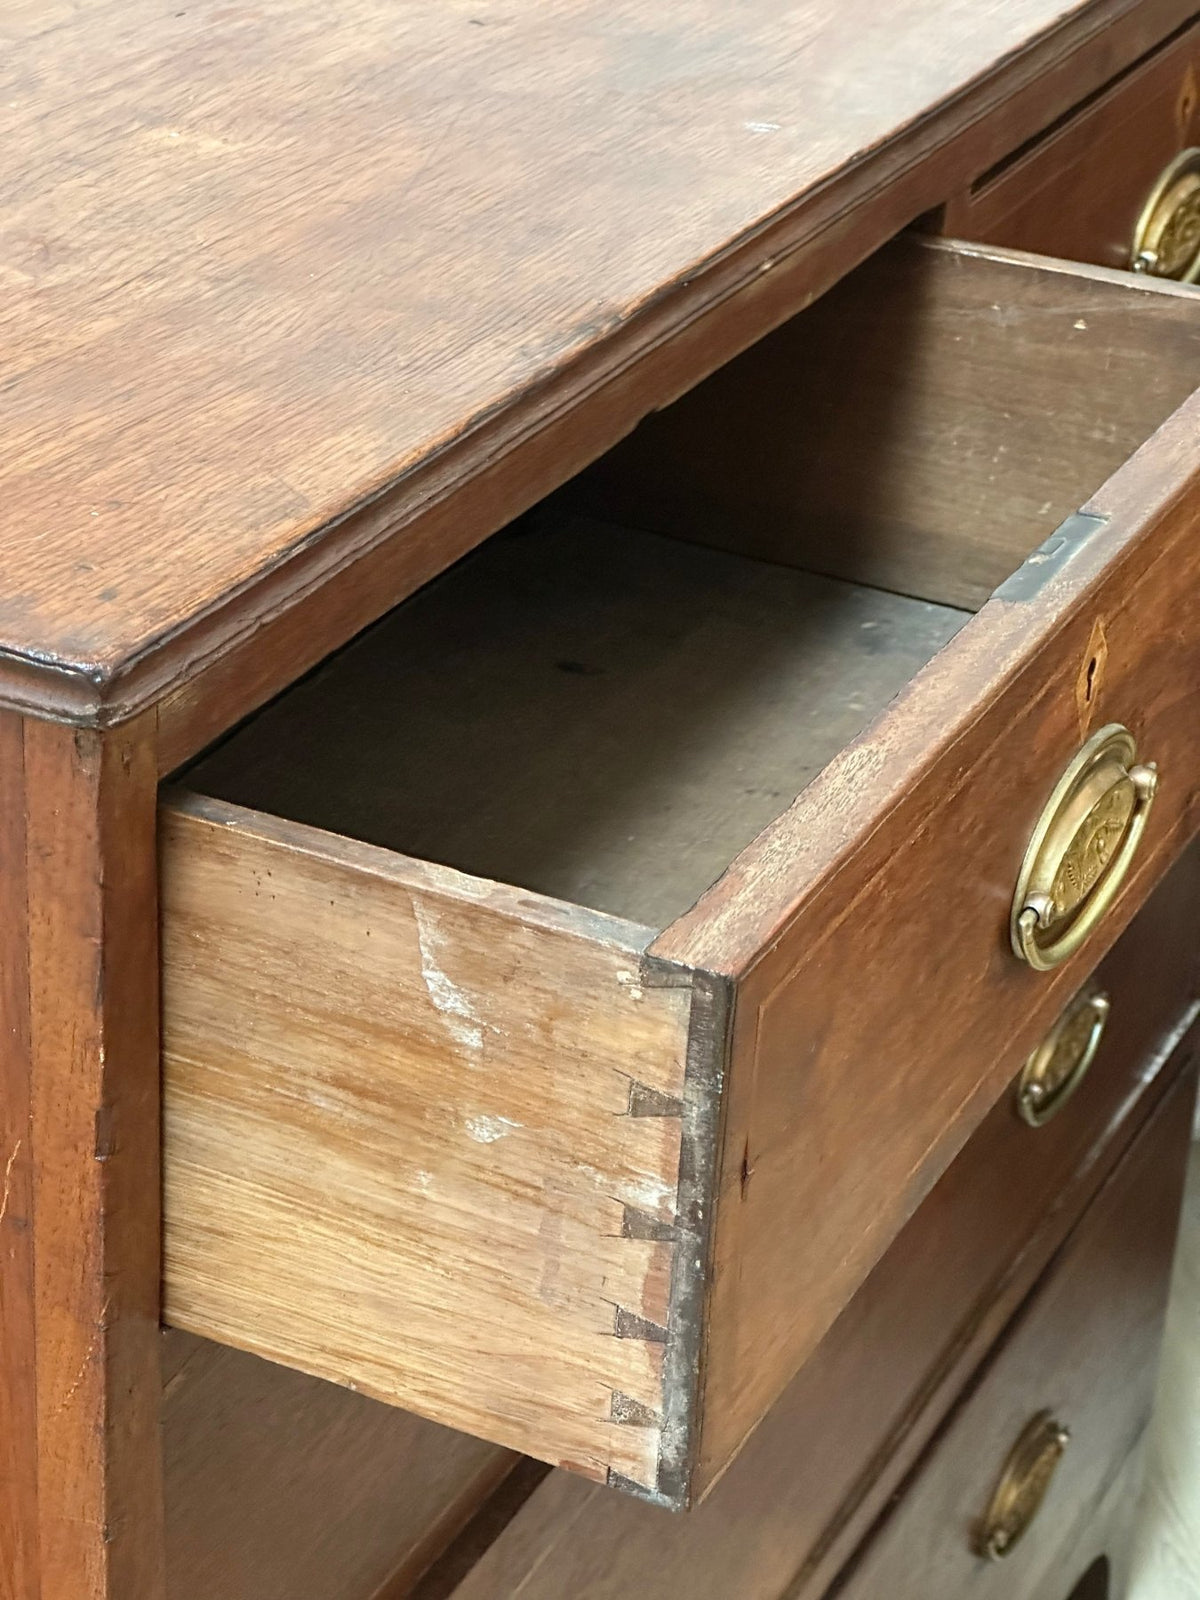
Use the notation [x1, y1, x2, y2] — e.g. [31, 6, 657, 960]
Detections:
[1011, 724, 1157, 971]
[1017, 985, 1110, 1127]
[1132, 147, 1200, 281]
[976, 1411, 1070, 1560]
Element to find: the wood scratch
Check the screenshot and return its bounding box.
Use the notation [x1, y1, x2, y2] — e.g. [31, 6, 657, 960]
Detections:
[0, 1138, 22, 1227]
[53, 1321, 104, 1420]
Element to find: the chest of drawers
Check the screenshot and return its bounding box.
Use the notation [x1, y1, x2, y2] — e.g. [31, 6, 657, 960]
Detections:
[3, 5, 1199, 1598]
[158, 231, 1200, 1513]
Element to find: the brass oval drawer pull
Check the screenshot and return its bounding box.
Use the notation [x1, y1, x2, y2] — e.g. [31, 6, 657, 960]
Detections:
[1131, 147, 1200, 281]
[976, 1411, 1070, 1561]
[1017, 985, 1110, 1127]
[1010, 724, 1157, 972]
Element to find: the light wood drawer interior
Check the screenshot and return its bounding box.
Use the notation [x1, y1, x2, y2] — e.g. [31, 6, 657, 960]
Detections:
[161, 236, 1200, 1505]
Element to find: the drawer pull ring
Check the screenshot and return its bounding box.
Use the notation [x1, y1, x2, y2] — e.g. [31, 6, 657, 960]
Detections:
[1016, 986, 1110, 1127]
[1131, 147, 1200, 281]
[1011, 724, 1157, 972]
[976, 1411, 1070, 1561]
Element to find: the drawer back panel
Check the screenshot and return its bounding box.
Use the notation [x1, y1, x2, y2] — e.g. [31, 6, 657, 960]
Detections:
[576, 237, 1200, 610]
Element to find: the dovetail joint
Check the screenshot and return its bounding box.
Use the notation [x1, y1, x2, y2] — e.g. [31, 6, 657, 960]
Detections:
[613, 1306, 668, 1343]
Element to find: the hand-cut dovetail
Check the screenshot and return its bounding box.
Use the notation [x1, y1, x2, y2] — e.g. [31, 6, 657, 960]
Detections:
[611, 1391, 662, 1427]
[627, 1081, 684, 1118]
[613, 1307, 668, 1343]
[622, 1205, 675, 1241]
[607, 1469, 656, 1495]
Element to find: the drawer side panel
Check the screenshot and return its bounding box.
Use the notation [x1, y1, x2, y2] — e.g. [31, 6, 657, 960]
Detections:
[160, 795, 697, 1493]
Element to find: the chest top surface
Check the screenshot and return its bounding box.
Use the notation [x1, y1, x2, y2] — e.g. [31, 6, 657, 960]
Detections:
[0, 0, 1174, 723]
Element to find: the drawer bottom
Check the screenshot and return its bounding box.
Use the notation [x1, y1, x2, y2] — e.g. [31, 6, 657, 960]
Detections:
[163, 1332, 519, 1600]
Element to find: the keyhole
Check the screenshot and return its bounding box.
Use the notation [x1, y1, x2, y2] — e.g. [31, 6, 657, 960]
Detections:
[1179, 68, 1197, 132]
[739, 1140, 754, 1199]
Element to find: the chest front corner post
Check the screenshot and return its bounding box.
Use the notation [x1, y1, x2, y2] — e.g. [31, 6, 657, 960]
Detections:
[0, 709, 166, 1600]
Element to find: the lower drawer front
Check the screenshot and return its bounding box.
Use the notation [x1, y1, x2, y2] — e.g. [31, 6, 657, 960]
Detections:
[830, 1058, 1197, 1600]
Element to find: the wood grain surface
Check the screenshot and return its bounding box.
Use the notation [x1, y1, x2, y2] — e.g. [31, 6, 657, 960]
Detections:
[0, 713, 165, 1599]
[162, 1330, 518, 1600]
[160, 793, 703, 1498]
[0, 716, 38, 1600]
[1, 0, 1193, 733]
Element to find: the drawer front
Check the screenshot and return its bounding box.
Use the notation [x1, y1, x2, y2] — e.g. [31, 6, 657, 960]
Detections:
[828, 1055, 1198, 1600]
[942, 22, 1200, 274]
[651, 247, 1200, 1490]
[411, 892, 1199, 1600]
[765, 851, 1200, 1594]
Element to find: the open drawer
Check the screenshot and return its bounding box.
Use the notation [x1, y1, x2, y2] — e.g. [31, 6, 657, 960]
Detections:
[160, 237, 1200, 1508]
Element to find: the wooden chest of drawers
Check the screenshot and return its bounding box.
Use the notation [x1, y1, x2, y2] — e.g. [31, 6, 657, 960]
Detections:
[156, 233, 1200, 1511]
[3, 5, 1199, 1598]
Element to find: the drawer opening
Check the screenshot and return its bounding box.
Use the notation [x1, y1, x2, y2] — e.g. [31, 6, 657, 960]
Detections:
[161, 234, 1200, 1508]
[162, 1328, 529, 1600]
[177, 237, 1200, 936]
[179, 514, 967, 932]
